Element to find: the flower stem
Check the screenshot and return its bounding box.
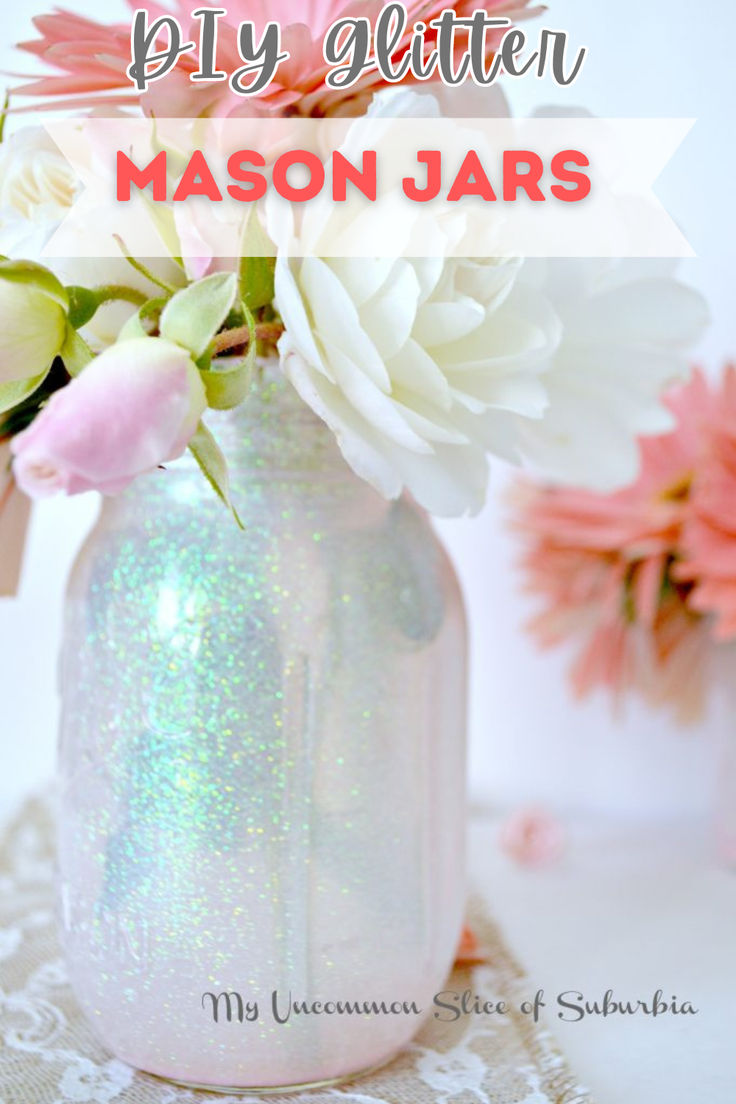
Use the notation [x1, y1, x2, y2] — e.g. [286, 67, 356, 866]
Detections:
[0, 478, 14, 515]
[255, 322, 285, 345]
[0, 92, 10, 145]
[212, 324, 251, 353]
[113, 234, 177, 293]
[94, 285, 148, 307]
[212, 322, 284, 354]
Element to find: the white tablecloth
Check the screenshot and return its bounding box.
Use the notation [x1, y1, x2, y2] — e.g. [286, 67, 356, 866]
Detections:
[469, 813, 736, 1103]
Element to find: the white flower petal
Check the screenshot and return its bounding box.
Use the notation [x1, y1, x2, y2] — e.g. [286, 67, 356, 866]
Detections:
[518, 391, 642, 492]
[300, 258, 391, 390]
[359, 261, 422, 360]
[391, 398, 472, 445]
[323, 337, 433, 454]
[328, 257, 395, 307]
[274, 259, 326, 373]
[450, 368, 549, 417]
[283, 349, 404, 500]
[510, 258, 707, 492]
[568, 279, 710, 347]
[384, 437, 489, 517]
[414, 296, 486, 348]
[385, 340, 452, 410]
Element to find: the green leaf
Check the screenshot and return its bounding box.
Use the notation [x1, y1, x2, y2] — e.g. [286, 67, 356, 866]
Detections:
[239, 209, 276, 312]
[117, 312, 147, 343]
[160, 273, 237, 360]
[200, 299, 257, 410]
[117, 296, 168, 342]
[188, 420, 243, 529]
[0, 371, 48, 416]
[240, 254, 276, 314]
[66, 286, 99, 329]
[60, 326, 93, 376]
[115, 313, 145, 342]
[0, 260, 68, 312]
[200, 355, 254, 410]
[0, 358, 69, 439]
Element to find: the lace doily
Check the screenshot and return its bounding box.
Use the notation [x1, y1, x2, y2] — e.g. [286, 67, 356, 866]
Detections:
[0, 798, 592, 1104]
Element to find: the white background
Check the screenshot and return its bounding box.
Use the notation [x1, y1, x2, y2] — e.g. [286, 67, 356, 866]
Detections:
[1, 0, 735, 824]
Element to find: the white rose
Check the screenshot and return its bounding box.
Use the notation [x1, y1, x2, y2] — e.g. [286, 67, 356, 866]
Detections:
[513, 259, 710, 491]
[268, 92, 709, 512]
[266, 94, 560, 516]
[0, 126, 78, 258]
[274, 253, 560, 516]
[0, 126, 185, 349]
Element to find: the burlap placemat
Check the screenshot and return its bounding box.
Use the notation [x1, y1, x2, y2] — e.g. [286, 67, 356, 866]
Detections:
[0, 798, 592, 1104]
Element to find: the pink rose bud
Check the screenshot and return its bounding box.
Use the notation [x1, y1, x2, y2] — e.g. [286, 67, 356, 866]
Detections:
[11, 337, 207, 498]
[499, 806, 566, 868]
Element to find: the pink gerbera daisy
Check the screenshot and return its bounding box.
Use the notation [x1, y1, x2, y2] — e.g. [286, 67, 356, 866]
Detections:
[676, 366, 736, 640]
[11, 0, 543, 118]
[510, 370, 721, 723]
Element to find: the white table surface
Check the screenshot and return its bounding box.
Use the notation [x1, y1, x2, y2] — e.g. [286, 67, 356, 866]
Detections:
[469, 812, 736, 1104]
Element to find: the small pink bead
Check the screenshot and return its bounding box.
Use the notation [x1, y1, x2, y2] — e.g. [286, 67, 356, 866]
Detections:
[499, 807, 566, 868]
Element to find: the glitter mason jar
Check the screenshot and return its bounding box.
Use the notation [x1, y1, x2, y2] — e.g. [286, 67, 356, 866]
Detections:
[56, 367, 468, 1092]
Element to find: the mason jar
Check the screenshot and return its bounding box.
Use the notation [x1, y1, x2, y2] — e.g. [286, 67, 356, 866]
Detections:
[56, 365, 468, 1092]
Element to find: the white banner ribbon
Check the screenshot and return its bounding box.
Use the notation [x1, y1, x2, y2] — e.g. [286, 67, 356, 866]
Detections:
[41, 116, 695, 260]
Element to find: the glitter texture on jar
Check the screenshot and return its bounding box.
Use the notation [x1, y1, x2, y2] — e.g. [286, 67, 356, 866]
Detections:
[56, 364, 468, 1092]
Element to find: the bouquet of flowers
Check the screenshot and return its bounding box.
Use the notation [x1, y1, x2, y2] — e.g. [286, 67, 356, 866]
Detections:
[0, 1, 709, 598]
[510, 367, 736, 723]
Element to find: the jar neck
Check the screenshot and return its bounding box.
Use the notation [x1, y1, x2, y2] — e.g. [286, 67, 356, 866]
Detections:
[193, 359, 344, 477]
